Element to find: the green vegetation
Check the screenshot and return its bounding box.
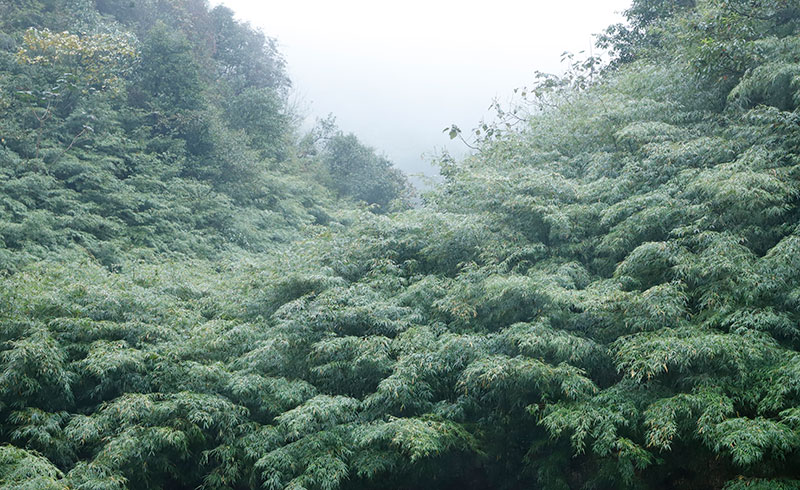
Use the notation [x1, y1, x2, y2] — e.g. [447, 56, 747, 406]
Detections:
[2, 0, 800, 488]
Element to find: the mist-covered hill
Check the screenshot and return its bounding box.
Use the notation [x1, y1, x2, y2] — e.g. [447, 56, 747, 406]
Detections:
[2, 1, 800, 489]
[0, 0, 411, 271]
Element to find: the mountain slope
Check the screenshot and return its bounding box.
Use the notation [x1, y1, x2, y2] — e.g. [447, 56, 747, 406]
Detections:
[3, 1, 800, 489]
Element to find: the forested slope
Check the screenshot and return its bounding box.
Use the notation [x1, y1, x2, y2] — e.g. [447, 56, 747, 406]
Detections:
[3, 0, 800, 489]
[0, 0, 410, 271]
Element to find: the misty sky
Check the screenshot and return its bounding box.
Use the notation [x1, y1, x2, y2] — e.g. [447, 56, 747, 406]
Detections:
[212, 0, 632, 178]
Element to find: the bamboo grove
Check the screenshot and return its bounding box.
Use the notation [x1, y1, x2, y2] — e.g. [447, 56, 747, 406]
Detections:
[2, 0, 800, 489]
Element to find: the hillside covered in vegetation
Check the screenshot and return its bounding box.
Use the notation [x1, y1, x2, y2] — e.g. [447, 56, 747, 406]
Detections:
[2, 0, 800, 489]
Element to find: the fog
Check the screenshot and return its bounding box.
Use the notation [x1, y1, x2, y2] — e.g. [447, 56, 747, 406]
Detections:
[212, 0, 632, 180]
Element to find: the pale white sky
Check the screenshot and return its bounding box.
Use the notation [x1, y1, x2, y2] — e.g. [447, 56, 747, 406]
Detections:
[213, 0, 632, 177]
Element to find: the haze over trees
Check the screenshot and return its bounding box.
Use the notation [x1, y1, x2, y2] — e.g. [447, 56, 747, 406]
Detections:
[1, 0, 800, 489]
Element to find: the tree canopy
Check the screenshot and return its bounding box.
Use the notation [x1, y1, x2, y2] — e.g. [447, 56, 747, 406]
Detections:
[2, 0, 800, 489]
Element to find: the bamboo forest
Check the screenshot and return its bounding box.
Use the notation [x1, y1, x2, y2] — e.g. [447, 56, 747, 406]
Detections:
[2, 0, 800, 488]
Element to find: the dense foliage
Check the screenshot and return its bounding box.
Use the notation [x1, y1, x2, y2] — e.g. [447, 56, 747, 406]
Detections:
[3, 0, 800, 489]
